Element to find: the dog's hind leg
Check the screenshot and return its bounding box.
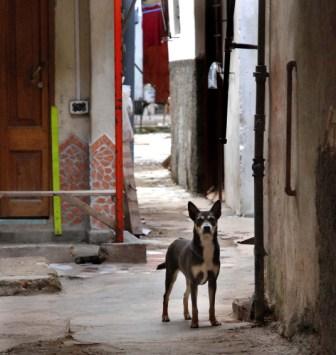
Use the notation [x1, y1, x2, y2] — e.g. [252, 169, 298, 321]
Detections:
[208, 274, 221, 326]
[162, 269, 178, 322]
[190, 282, 199, 328]
[183, 279, 191, 320]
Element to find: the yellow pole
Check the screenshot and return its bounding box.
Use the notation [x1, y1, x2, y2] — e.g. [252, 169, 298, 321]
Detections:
[51, 106, 62, 235]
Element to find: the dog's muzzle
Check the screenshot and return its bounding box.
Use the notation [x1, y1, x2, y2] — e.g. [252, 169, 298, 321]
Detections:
[203, 225, 212, 234]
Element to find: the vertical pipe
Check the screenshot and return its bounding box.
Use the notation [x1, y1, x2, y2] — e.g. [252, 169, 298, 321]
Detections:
[114, 0, 124, 243]
[212, 0, 224, 202]
[253, 0, 268, 323]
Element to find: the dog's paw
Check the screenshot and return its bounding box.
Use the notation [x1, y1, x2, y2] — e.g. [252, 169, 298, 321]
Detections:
[184, 313, 191, 320]
[210, 319, 221, 326]
[190, 321, 199, 328]
[162, 315, 170, 322]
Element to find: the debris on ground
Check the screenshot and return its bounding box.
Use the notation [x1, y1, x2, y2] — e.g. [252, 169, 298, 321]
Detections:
[0, 257, 61, 296]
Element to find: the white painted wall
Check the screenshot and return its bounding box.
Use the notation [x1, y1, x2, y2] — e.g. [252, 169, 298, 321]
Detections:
[225, 0, 257, 216]
[168, 0, 196, 62]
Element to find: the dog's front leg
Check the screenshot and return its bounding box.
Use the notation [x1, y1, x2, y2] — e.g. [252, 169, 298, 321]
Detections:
[190, 282, 199, 328]
[183, 280, 191, 320]
[208, 274, 221, 326]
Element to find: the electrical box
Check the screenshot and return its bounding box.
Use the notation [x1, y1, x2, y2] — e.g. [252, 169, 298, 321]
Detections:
[69, 100, 89, 115]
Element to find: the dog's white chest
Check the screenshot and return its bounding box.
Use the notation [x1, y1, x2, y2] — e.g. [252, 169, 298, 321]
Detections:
[191, 237, 219, 284]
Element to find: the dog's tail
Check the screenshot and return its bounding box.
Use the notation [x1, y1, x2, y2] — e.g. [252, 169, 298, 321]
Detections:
[156, 262, 166, 270]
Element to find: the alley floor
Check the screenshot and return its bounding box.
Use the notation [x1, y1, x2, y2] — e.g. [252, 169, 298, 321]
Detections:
[0, 133, 317, 354]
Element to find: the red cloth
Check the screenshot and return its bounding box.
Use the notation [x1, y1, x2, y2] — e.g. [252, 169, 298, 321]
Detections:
[142, 4, 169, 103]
[143, 5, 165, 47]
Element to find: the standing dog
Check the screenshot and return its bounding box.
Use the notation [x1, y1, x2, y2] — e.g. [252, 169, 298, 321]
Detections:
[157, 200, 221, 328]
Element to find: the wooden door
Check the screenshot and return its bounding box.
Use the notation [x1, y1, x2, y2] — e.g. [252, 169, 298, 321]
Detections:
[0, 0, 51, 217]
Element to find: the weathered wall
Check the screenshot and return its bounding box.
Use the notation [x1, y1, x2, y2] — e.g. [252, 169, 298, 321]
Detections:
[168, 0, 205, 192]
[170, 59, 202, 192]
[316, 146, 336, 353]
[265, 1, 336, 347]
[225, 0, 257, 216]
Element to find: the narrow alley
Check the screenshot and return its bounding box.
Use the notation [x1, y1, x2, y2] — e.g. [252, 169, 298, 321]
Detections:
[0, 132, 317, 355]
[1, 0, 335, 353]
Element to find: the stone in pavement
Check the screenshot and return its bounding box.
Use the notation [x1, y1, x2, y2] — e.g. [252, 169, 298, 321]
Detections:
[0, 257, 61, 296]
[101, 242, 146, 263]
[232, 297, 253, 321]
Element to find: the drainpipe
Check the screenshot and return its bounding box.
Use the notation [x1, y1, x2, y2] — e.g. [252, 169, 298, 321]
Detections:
[114, 0, 124, 243]
[253, 0, 268, 323]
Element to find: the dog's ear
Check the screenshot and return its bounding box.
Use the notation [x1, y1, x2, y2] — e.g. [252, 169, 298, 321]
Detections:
[210, 200, 221, 219]
[188, 201, 199, 221]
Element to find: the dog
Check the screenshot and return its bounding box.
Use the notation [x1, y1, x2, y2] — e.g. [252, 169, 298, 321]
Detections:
[157, 200, 222, 328]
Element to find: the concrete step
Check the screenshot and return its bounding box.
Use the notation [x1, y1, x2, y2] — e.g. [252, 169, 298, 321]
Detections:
[0, 230, 87, 244]
[0, 240, 147, 264]
[0, 244, 100, 263]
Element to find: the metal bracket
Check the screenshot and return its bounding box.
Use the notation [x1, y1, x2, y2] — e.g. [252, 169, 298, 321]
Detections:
[285, 61, 297, 196]
[231, 42, 258, 50]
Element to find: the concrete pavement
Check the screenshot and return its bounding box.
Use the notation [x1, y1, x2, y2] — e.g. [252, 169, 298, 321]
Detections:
[0, 132, 314, 354]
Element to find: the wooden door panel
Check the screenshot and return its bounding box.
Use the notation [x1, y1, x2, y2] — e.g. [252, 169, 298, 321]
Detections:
[0, 0, 51, 218]
[9, 0, 41, 126]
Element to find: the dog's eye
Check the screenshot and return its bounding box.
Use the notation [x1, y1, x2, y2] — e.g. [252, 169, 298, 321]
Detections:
[208, 216, 215, 223]
[196, 216, 205, 223]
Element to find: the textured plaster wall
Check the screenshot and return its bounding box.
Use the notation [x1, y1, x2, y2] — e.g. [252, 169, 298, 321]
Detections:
[265, 1, 336, 346]
[225, 0, 257, 216]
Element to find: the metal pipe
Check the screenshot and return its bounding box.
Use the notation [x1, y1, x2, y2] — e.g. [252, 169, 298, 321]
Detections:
[114, 0, 124, 243]
[252, 0, 268, 323]
[123, 0, 137, 35]
[231, 42, 258, 50]
[212, 0, 224, 201]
